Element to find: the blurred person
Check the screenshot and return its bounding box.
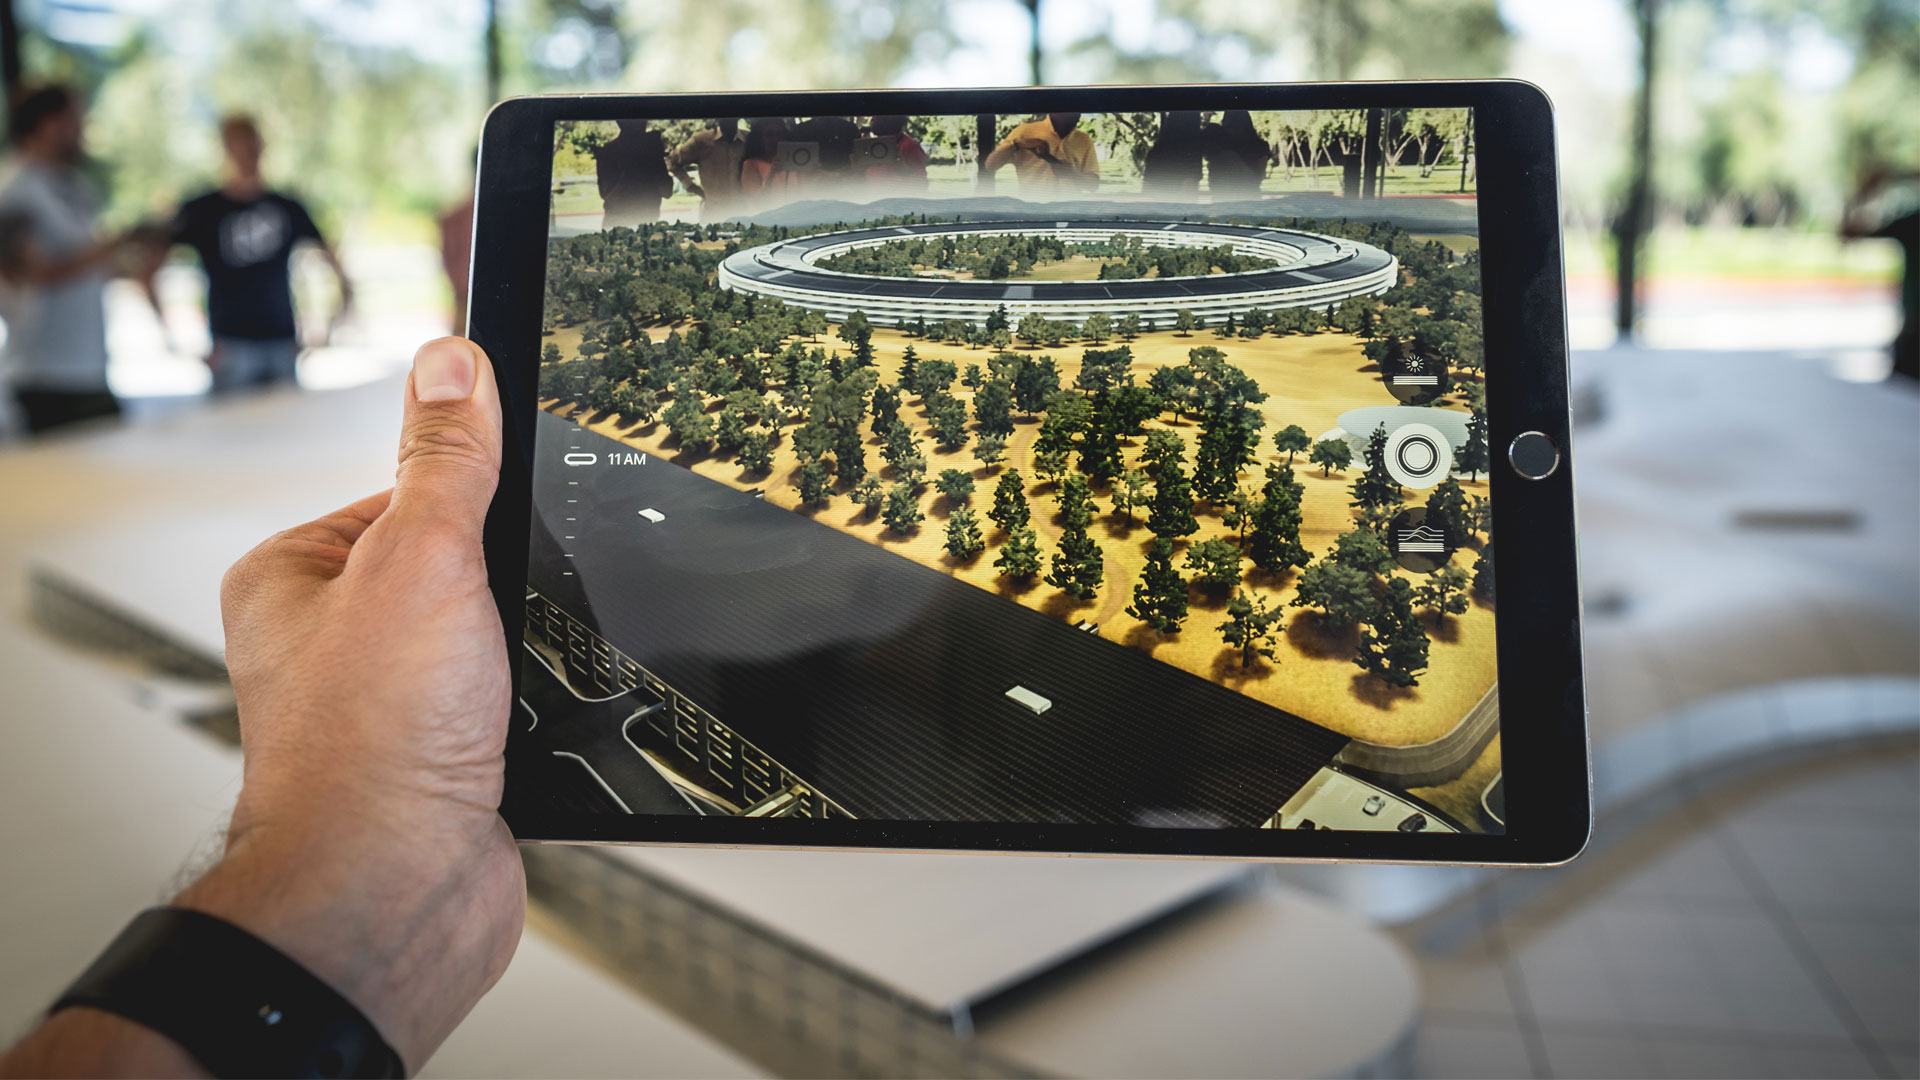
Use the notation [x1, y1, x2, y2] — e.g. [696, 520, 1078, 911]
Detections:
[142, 115, 352, 394]
[739, 117, 793, 209]
[982, 112, 1100, 195]
[0, 85, 136, 436]
[862, 115, 928, 190]
[594, 119, 673, 228]
[0, 338, 523, 1078]
[1842, 169, 1918, 383]
[1141, 111, 1204, 198]
[667, 118, 746, 222]
[787, 115, 861, 196]
[1203, 110, 1270, 201]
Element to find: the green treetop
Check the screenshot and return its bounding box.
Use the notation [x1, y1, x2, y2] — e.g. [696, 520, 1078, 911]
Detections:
[1126, 537, 1189, 633]
[990, 470, 1030, 532]
[1184, 537, 1245, 592]
[882, 481, 924, 533]
[1290, 561, 1376, 630]
[945, 506, 986, 560]
[1218, 591, 1283, 670]
[994, 523, 1042, 580]
[1309, 437, 1353, 476]
[1357, 577, 1429, 688]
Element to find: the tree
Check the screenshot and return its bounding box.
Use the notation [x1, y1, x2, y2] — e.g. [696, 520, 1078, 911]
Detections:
[1290, 561, 1376, 630]
[962, 362, 985, 389]
[1118, 312, 1142, 341]
[837, 310, 875, 366]
[990, 469, 1030, 531]
[1127, 537, 1189, 632]
[882, 482, 924, 532]
[1458, 409, 1491, 482]
[1218, 591, 1283, 670]
[898, 344, 921, 387]
[1472, 542, 1495, 601]
[928, 393, 971, 448]
[1212, 312, 1237, 338]
[945, 506, 986, 560]
[1055, 472, 1095, 529]
[882, 422, 919, 470]
[1174, 309, 1197, 336]
[1309, 437, 1353, 476]
[1416, 565, 1472, 626]
[870, 381, 903, 438]
[1273, 424, 1311, 463]
[913, 358, 958, 399]
[1357, 578, 1429, 688]
[1112, 469, 1150, 524]
[1348, 423, 1402, 512]
[935, 468, 975, 504]
[1141, 429, 1187, 474]
[1185, 537, 1245, 592]
[986, 304, 1010, 333]
[1333, 527, 1397, 576]
[734, 429, 774, 473]
[799, 310, 828, 341]
[896, 452, 928, 488]
[794, 457, 834, 505]
[973, 433, 1007, 470]
[852, 473, 884, 515]
[1077, 399, 1125, 484]
[1193, 410, 1262, 503]
[1424, 479, 1474, 550]
[1045, 521, 1105, 600]
[1017, 312, 1053, 349]
[542, 342, 563, 366]
[666, 405, 715, 455]
[973, 378, 1016, 436]
[1147, 463, 1200, 539]
[1083, 312, 1112, 343]
[1033, 447, 1070, 484]
[995, 524, 1042, 581]
[1012, 356, 1061, 416]
[1248, 463, 1311, 574]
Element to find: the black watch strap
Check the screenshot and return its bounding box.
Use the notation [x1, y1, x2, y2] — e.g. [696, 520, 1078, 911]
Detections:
[52, 906, 406, 1079]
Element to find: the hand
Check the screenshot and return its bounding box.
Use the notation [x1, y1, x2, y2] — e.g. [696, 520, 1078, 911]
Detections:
[2, 338, 523, 1078]
[180, 337, 523, 1069]
[1016, 136, 1052, 156]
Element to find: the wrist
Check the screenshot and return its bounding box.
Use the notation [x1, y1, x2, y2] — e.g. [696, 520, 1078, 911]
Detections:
[175, 801, 522, 1067]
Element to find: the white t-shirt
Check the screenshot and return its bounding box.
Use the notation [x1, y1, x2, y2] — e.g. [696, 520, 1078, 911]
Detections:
[0, 157, 109, 392]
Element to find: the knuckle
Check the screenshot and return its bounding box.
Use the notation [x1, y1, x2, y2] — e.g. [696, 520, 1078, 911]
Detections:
[400, 413, 494, 471]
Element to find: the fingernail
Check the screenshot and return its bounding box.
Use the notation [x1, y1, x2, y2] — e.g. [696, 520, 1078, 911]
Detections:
[414, 340, 476, 402]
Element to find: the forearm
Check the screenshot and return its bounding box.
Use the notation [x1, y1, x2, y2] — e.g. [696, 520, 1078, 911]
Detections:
[1, 1007, 207, 1078]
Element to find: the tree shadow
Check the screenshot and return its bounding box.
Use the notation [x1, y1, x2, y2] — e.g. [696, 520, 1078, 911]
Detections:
[992, 573, 1041, 599]
[1349, 671, 1416, 710]
[1210, 648, 1275, 687]
[1421, 611, 1463, 644]
[1286, 610, 1358, 660]
[1099, 515, 1138, 541]
[1040, 589, 1087, 620]
[1358, 363, 1380, 373]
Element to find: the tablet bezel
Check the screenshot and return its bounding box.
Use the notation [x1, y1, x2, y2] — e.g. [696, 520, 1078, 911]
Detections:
[472, 81, 1590, 865]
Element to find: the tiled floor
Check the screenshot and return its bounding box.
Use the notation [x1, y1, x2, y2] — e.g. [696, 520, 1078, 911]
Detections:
[1400, 737, 1919, 1079]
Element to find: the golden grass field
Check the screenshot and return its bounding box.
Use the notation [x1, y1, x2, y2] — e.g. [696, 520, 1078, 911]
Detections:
[544, 321, 1497, 752]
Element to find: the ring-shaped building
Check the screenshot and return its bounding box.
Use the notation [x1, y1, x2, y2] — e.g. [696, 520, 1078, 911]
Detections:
[715, 219, 1399, 329]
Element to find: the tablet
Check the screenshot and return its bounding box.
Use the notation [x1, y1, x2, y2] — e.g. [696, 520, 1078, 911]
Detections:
[472, 82, 1589, 864]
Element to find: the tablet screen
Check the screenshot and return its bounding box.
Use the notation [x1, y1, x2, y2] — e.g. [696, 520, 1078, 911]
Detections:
[523, 108, 1500, 836]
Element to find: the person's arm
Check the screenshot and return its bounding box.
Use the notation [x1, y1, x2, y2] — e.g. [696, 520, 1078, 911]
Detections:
[980, 133, 1026, 174]
[0, 338, 525, 1078]
[666, 135, 706, 200]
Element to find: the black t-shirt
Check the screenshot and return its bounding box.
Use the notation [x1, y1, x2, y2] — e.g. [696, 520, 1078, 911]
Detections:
[171, 190, 323, 340]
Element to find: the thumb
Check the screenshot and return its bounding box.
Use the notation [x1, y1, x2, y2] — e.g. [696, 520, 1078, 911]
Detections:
[391, 337, 502, 535]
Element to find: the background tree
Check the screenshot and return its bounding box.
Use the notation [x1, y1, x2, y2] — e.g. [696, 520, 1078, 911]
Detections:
[836, 310, 875, 366]
[1083, 312, 1113, 343]
[1290, 561, 1376, 630]
[734, 429, 774, 473]
[945, 507, 986, 560]
[1219, 592, 1283, 670]
[1309, 437, 1353, 476]
[1127, 538, 1190, 632]
[852, 473, 884, 515]
[1174, 309, 1197, 336]
[1033, 447, 1071, 485]
[882, 482, 924, 533]
[665, 405, 715, 455]
[995, 524, 1042, 581]
[1012, 356, 1061, 416]
[1077, 397, 1125, 484]
[882, 422, 919, 470]
[935, 468, 976, 505]
[973, 434, 1007, 470]
[990, 470, 1030, 531]
[962, 363, 985, 389]
[1273, 424, 1311, 463]
[912, 358, 958, 399]
[896, 452, 928, 489]
[1248, 464, 1311, 573]
[1118, 313, 1143, 341]
[870, 381, 903, 438]
[1141, 429, 1187, 474]
[1046, 521, 1105, 600]
[1184, 537, 1245, 592]
[800, 311, 828, 341]
[898, 344, 921, 387]
[794, 457, 833, 505]
[1416, 565, 1472, 626]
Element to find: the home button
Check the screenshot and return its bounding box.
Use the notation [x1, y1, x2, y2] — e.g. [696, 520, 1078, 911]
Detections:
[1509, 430, 1560, 480]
